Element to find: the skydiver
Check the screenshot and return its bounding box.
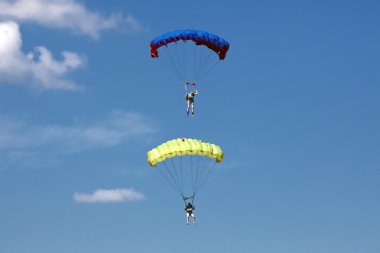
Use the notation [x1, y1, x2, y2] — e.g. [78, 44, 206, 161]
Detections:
[185, 82, 198, 116]
[185, 202, 196, 225]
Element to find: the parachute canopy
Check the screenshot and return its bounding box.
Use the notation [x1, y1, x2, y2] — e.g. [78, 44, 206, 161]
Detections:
[147, 138, 224, 203]
[148, 138, 223, 167]
[150, 29, 230, 60]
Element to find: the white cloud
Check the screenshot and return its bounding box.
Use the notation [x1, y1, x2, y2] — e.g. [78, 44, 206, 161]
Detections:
[73, 188, 145, 203]
[0, 21, 85, 90]
[0, 110, 156, 152]
[0, 0, 147, 38]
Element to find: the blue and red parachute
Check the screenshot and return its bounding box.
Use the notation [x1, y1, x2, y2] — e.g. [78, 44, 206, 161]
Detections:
[150, 30, 230, 60]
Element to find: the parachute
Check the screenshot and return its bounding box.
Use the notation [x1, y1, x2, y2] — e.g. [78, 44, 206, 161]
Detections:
[150, 30, 229, 60]
[150, 30, 230, 84]
[147, 138, 223, 203]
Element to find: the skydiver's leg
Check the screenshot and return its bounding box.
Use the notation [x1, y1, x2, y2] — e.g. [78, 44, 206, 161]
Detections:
[186, 100, 190, 116]
[191, 102, 195, 116]
[191, 213, 196, 224]
[186, 212, 190, 224]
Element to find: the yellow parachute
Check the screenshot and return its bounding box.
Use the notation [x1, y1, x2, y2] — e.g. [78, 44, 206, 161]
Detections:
[147, 138, 223, 203]
[147, 138, 223, 166]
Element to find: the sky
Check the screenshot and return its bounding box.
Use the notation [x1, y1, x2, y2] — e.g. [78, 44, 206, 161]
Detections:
[0, 0, 379, 252]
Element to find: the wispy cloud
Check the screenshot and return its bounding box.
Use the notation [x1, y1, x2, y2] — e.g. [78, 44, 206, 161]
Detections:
[73, 188, 145, 203]
[0, 0, 147, 38]
[0, 110, 156, 158]
[0, 21, 85, 90]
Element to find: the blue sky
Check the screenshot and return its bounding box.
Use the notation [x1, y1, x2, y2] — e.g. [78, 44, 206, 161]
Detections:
[0, 0, 379, 252]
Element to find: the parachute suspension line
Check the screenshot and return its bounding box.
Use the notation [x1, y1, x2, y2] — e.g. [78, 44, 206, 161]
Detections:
[190, 155, 197, 205]
[154, 42, 222, 85]
[195, 156, 207, 193]
[195, 45, 207, 82]
[188, 155, 216, 205]
[190, 155, 196, 198]
[199, 57, 219, 81]
[182, 196, 188, 206]
[156, 50, 183, 82]
[179, 41, 187, 81]
[156, 163, 183, 198]
[176, 41, 188, 81]
[154, 51, 177, 79]
[170, 156, 184, 194]
[191, 43, 198, 82]
[190, 192, 196, 205]
[164, 160, 184, 197]
[161, 160, 185, 198]
[179, 154, 184, 192]
[192, 42, 197, 83]
[193, 155, 203, 202]
[198, 52, 219, 81]
[196, 49, 213, 81]
[172, 42, 185, 81]
[194, 159, 217, 196]
[164, 44, 185, 81]
[193, 154, 203, 191]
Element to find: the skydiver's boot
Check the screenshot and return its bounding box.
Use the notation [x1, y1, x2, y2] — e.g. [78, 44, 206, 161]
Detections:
[187, 111, 189, 116]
